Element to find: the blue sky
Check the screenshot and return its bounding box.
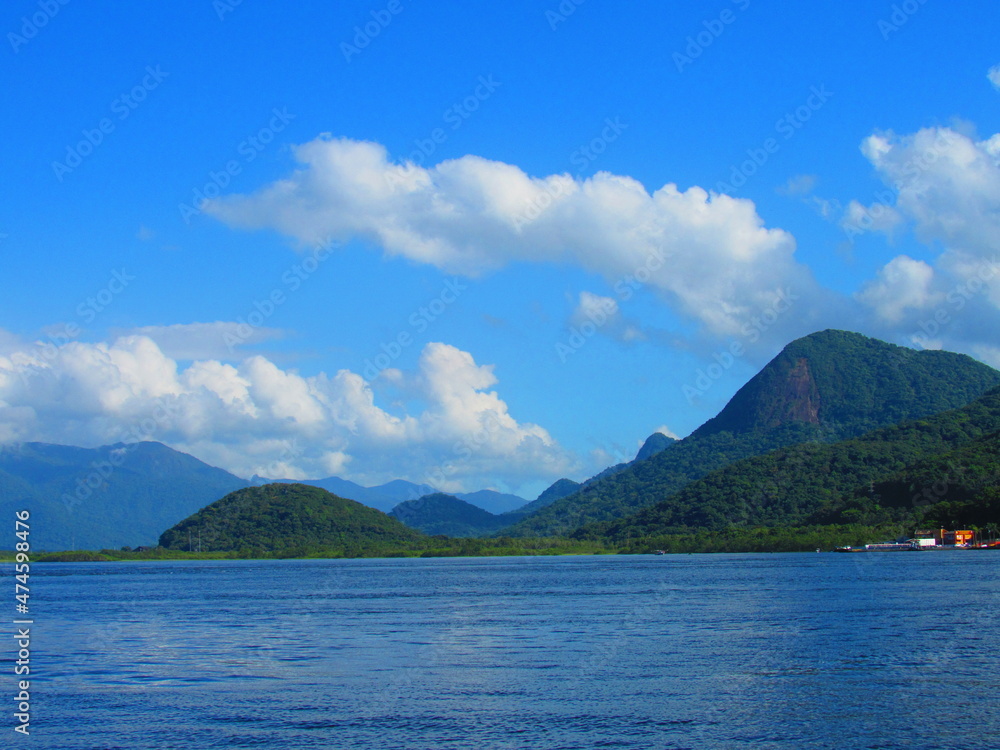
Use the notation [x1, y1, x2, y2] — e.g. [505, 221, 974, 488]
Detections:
[2, 0, 999, 498]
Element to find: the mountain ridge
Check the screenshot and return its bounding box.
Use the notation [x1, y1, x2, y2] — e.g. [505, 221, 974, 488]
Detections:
[575, 386, 1000, 541]
[498, 330, 1000, 537]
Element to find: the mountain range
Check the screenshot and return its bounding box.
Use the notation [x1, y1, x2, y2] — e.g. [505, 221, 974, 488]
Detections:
[4, 329, 1000, 552]
[497, 329, 1000, 537]
[0, 444, 532, 549]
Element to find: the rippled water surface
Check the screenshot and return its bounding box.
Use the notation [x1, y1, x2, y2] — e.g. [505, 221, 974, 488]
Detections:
[18, 552, 1000, 748]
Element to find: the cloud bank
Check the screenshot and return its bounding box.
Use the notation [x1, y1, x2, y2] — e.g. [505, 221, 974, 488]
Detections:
[0, 333, 577, 493]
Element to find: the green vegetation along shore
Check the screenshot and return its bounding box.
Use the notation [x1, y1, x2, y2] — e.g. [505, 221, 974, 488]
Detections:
[1, 522, 922, 562]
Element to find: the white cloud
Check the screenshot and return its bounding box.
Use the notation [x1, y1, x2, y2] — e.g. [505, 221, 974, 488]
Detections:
[856, 255, 941, 323]
[989, 65, 1000, 91]
[570, 291, 646, 344]
[777, 174, 817, 196]
[841, 198, 903, 237]
[0, 333, 578, 493]
[0, 330, 25, 356]
[573, 291, 619, 325]
[203, 135, 825, 338]
[653, 425, 680, 439]
[853, 126, 1000, 352]
[859, 127, 1000, 261]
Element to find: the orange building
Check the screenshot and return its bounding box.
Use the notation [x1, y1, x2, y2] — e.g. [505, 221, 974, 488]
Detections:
[942, 529, 974, 546]
[913, 529, 975, 546]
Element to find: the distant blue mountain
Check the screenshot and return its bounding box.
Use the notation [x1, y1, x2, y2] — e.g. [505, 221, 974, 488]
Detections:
[249, 474, 527, 514]
[0, 441, 248, 550]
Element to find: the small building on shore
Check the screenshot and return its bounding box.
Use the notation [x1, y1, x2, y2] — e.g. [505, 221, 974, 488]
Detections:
[913, 529, 975, 546]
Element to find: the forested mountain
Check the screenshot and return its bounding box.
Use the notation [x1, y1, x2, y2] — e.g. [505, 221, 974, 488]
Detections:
[159, 483, 423, 554]
[816, 430, 1000, 530]
[390, 493, 512, 537]
[502, 330, 1000, 537]
[0, 441, 247, 550]
[574, 387, 1000, 541]
[517, 478, 582, 515]
[635, 432, 676, 461]
[391, 480, 584, 537]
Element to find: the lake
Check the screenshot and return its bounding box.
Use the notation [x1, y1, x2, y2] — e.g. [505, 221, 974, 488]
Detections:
[16, 552, 1000, 749]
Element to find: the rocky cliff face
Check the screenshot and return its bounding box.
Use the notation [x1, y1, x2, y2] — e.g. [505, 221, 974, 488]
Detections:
[769, 357, 820, 428]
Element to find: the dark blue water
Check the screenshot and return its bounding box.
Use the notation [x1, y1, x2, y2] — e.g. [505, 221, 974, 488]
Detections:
[13, 552, 1000, 749]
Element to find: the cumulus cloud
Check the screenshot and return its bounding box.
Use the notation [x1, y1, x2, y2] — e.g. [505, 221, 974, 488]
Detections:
[0, 334, 578, 493]
[203, 135, 826, 339]
[859, 127, 1000, 261]
[852, 126, 1000, 353]
[856, 255, 941, 323]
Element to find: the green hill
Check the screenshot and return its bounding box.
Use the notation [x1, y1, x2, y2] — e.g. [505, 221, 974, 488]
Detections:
[390, 493, 511, 537]
[501, 330, 1000, 537]
[575, 387, 1000, 542]
[159, 483, 424, 554]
